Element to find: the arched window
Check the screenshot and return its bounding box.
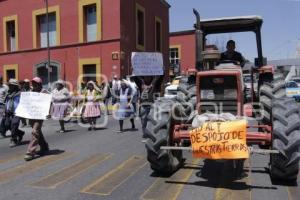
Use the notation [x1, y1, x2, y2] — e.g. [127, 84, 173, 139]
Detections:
[34, 60, 60, 87]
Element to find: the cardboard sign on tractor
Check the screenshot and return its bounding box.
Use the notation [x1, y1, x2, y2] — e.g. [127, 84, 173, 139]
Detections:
[189, 120, 249, 159]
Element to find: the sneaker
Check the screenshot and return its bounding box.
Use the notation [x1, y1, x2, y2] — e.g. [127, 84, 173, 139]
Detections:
[88, 127, 92, 131]
[24, 153, 35, 161]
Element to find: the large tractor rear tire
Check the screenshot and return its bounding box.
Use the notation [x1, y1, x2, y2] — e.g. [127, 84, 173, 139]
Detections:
[177, 83, 196, 121]
[270, 98, 300, 181]
[144, 98, 183, 174]
[259, 74, 286, 124]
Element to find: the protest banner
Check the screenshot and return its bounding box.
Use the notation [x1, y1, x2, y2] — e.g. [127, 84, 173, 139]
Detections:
[15, 92, 52, 120]
[131, 52, 164, 76]
[189, 120, 249, 159]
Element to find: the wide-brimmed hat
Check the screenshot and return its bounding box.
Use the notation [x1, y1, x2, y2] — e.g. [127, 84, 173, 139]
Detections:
[56, 79, 64, 85]
[87, 80, 95, 86]
[8, 79, 19, 86]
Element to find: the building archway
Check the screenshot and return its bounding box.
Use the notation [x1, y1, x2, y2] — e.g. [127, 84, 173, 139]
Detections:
[34, 60, 61, 86]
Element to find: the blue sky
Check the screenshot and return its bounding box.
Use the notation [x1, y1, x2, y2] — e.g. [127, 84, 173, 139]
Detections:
[167, 0, 300, 61]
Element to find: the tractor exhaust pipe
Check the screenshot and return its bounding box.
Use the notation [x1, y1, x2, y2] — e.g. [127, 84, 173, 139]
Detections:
[193, 9, 203, 71]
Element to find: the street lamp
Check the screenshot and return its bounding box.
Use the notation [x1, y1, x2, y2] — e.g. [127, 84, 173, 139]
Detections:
[44, 0, 51, 89]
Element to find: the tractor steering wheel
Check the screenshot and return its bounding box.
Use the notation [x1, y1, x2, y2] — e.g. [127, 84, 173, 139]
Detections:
[219, 60, 240, 66]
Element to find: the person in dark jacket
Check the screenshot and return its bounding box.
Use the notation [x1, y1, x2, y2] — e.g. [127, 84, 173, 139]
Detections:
[220, 40, 245, 67]
[4, 79, 25, 147]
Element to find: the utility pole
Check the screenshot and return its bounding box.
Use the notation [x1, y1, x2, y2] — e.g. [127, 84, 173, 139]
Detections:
[45, 0, 51, 88]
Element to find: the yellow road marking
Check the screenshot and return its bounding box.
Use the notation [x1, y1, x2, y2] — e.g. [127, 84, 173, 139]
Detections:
[0, 151, 24, 164]
[140, 159, 200, 200]
[81, 155, 146, 196]
[29, 153, 112, 189]
[214, 160, 251, 200]
[0, 152, 73, 184]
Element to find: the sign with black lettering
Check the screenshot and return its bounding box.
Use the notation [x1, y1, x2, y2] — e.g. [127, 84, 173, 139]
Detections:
[189, 120, 249, 159]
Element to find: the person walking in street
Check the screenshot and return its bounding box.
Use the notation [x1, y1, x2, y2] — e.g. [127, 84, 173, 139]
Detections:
[4, 79, 25, 147]
[115, 79, 135, 133]
[23, 79, 31, 91]
[111, 75, 120, 105]
[101, 80, 111, 115]
[20, 79, 31, 127]
[127, 76, 139, 119]
[0, 75, 8, 137]
[24, 77, 50, 161]
[83, 81, 101, 131]
[51, 79, 71, 133]
[139, 76, 160, 137]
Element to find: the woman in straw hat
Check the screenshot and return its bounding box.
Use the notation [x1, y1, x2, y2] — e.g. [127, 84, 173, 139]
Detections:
[83, 80, 101, 130]
[51, 79, 71, 133]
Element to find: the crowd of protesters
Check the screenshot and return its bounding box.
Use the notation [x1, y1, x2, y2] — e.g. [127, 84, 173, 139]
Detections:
[0, 74, 160, 161]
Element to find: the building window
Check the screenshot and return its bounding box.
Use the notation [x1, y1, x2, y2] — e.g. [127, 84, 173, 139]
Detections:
[79, 0, 101, 43]
[37, 13, 57, 47]
[3, 15, 19, 52]
[169, 46, 181, 65]
[32, 5, 60, 48]
[136, 3, 145, 50]
[84, 4, 97, 42]
[82, 64, 97, 82]
[3, 64, 18, 82]
[155, 17, 162, 52]
[35, 61, 60, 87]
[78, 58, 101, 85]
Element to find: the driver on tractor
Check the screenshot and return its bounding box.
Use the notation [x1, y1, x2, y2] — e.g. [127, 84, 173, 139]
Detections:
[220, 40, 245, 67]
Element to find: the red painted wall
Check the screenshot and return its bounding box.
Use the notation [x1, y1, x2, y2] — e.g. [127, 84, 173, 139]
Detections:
[0, 0, 121, 50]
[0, 0, 169, 86]
[0, 42, 121, 86]
[120, 0, 170, 76]
[170, 31, 196, 73]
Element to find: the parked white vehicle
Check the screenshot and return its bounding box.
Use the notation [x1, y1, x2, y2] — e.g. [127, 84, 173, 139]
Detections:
[164, 84, 179, 99]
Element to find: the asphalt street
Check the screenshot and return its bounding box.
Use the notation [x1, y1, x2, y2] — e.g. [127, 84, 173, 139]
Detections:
[0, 116, 299, 200]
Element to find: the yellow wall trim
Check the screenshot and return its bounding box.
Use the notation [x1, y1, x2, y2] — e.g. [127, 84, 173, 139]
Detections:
[170, 45, 182, 59]
[78, 0, 102, 43]
[155, 16, 162, 52]
[136, 3, 145, 51]
[3, 64, 19, 82]
[78, 58, 101, 85]
[3, 15, 19, 52]
[32, 5, 61, 48]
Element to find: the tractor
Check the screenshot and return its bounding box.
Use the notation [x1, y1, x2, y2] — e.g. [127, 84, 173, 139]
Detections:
[143, 9, 300, 182]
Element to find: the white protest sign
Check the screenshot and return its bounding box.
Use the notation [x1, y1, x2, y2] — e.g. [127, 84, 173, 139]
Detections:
[15, 92, 52, 120]
[131, 52, 164, 76]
